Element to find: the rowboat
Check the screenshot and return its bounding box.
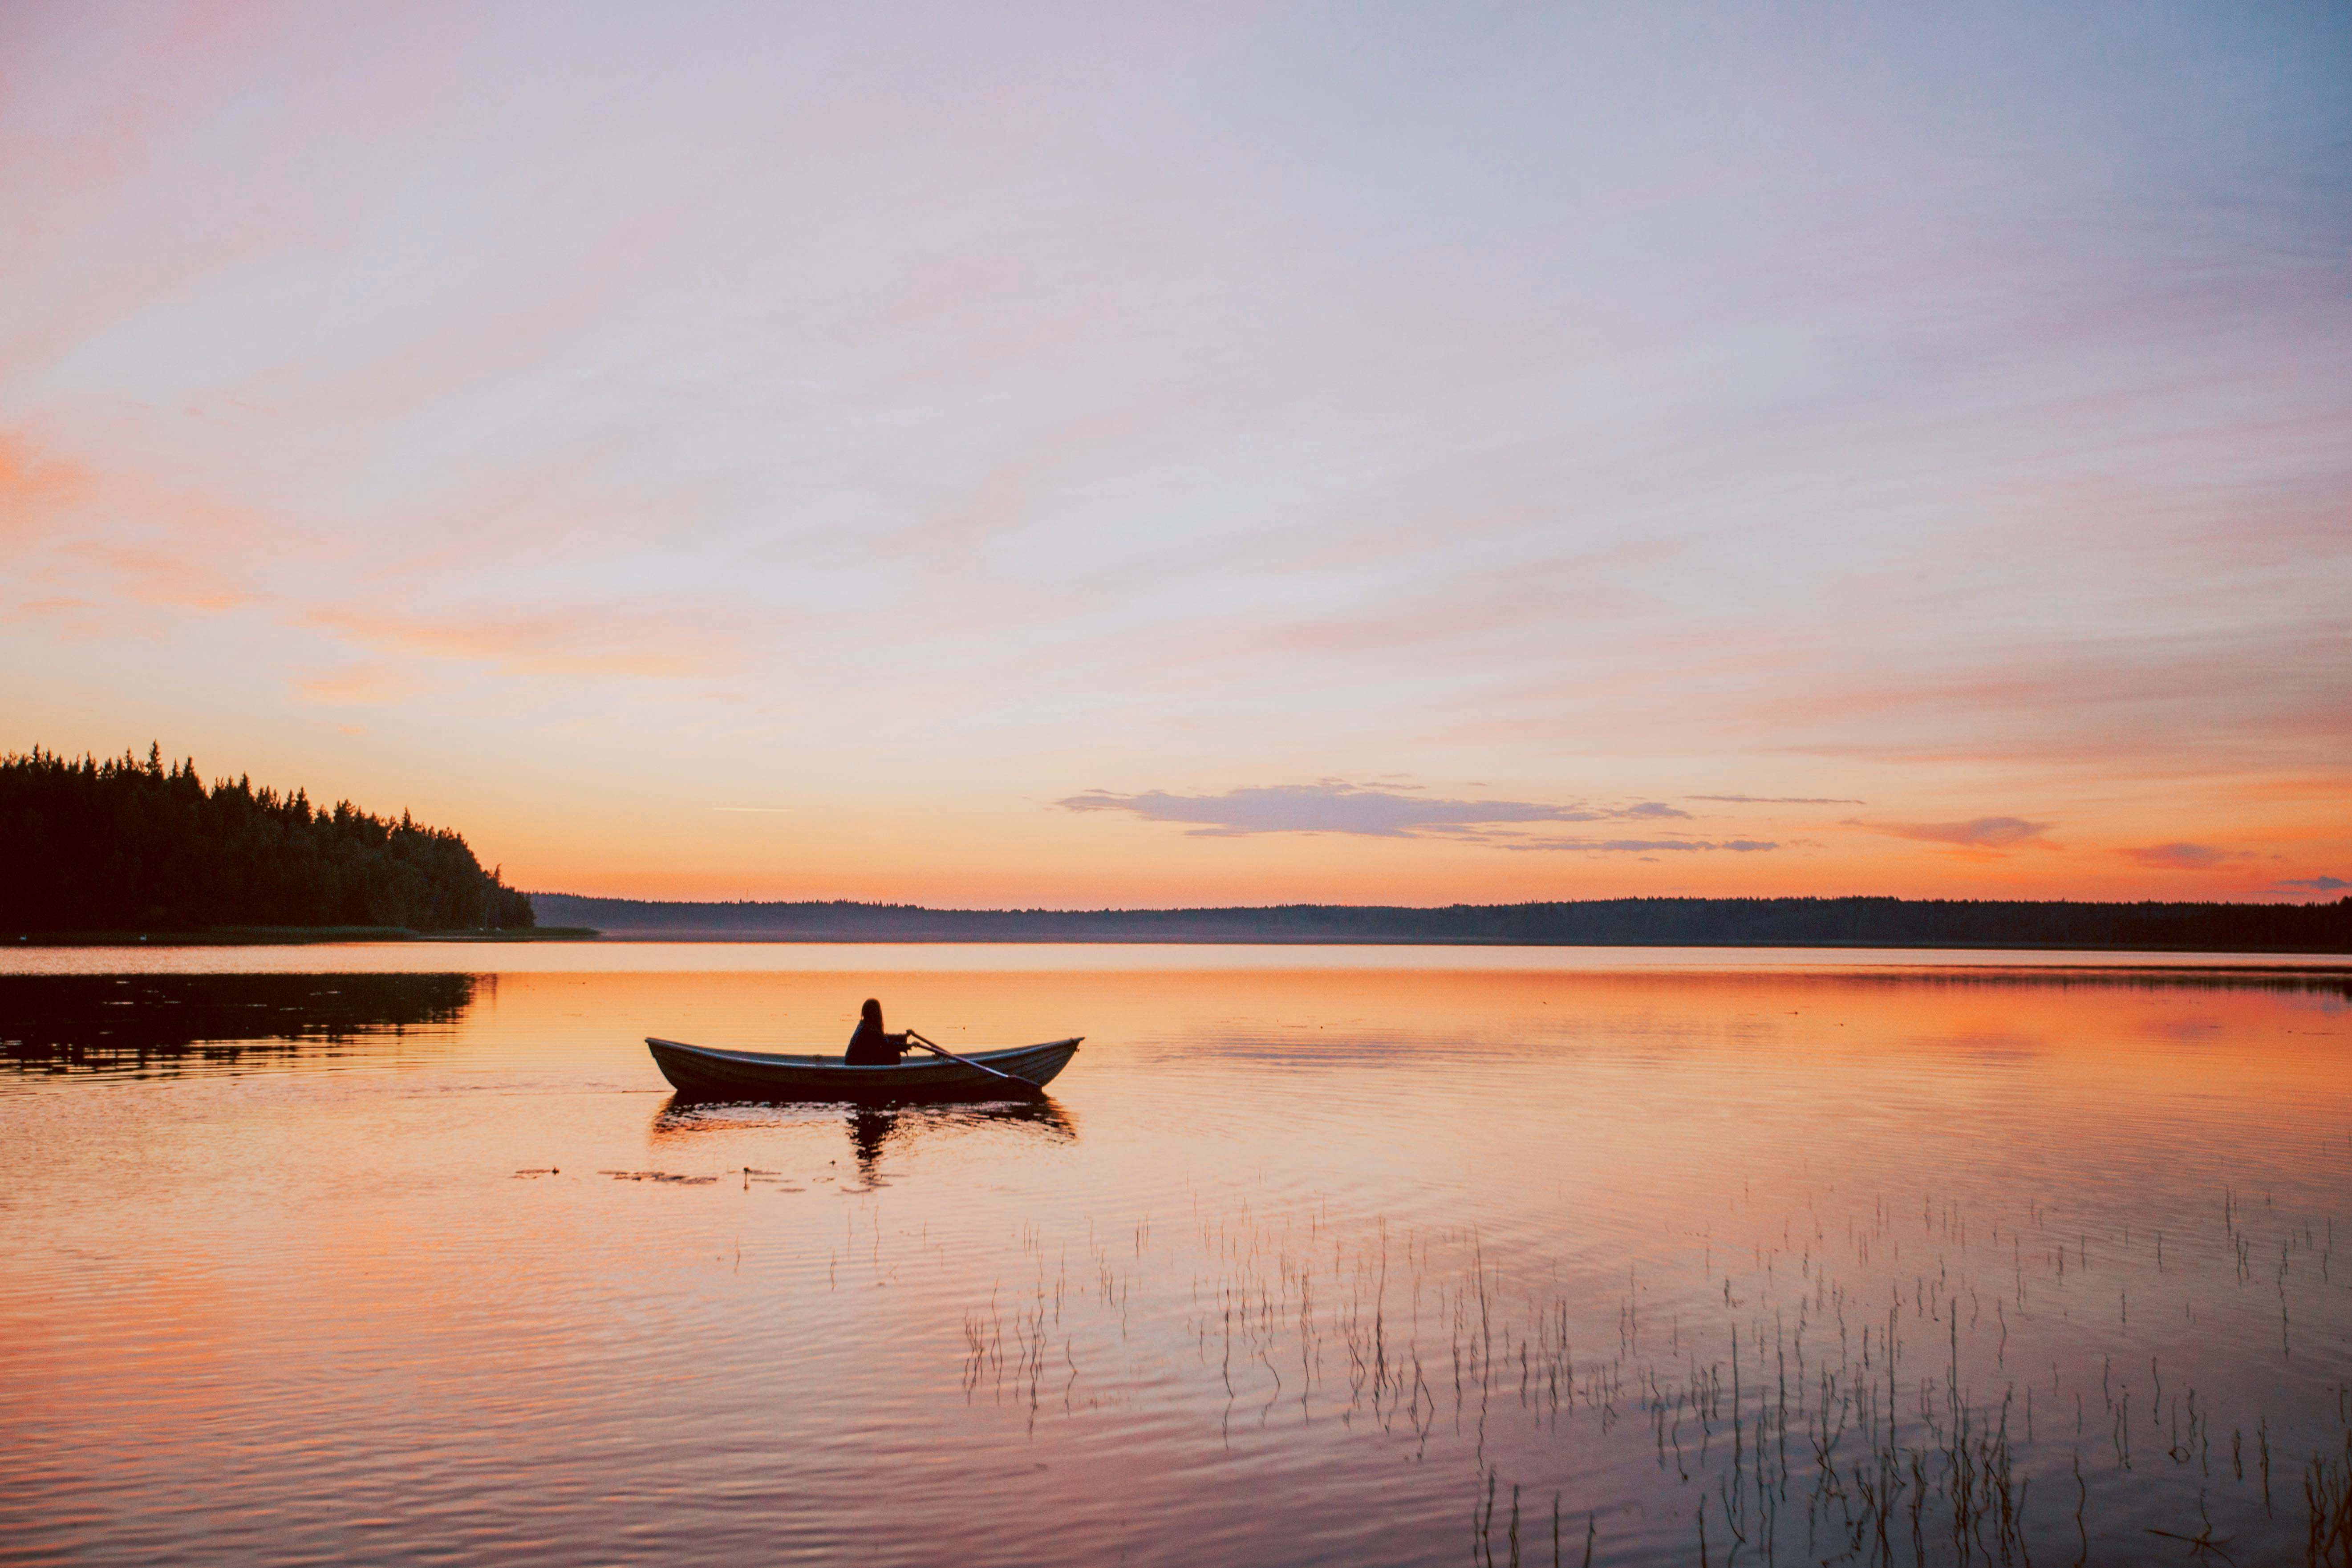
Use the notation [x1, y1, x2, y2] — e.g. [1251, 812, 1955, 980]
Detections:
[645, 1036, 1080, 1101]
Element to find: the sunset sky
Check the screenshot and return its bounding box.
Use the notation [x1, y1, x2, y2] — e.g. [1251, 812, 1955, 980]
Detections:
[4, 1, 2347, 906]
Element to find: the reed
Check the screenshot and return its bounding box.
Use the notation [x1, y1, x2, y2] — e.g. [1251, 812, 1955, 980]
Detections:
[866, 1155, 2348, 1564]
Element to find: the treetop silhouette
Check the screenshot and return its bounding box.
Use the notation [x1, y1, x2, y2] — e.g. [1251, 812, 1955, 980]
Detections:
[1, 746, 534, 934]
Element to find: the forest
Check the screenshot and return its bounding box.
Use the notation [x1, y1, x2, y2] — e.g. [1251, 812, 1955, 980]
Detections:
[0, 746, 535, 934]
[535, 891, 2352, 952]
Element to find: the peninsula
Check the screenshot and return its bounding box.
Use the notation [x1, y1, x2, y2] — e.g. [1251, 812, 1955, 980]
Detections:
[2, 746, 537, 938]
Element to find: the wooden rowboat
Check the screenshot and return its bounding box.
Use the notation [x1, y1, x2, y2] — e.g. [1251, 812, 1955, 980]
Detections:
[645, 1035, 1080, 1101]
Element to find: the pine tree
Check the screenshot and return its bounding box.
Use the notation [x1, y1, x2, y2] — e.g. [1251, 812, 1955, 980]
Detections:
[0, 746, 536, 933]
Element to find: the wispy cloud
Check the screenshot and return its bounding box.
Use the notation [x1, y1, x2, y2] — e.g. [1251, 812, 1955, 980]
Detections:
[5, 5, 2348, 904]
[2117, 842, 2250, 871]
[295, 663, 420, 705]
[1058, 782, 1691, 841]
[65, 541, 255, 612]
[304, 604, 742, 678]
[0, 433, 92, 542]
[2272, 874, 2347, 894]
[1849, 816, 2055, 851]
[1499, 838, 1780, 854]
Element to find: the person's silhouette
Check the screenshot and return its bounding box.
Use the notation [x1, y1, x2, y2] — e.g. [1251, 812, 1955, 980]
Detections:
[843, 997, 908, 1066]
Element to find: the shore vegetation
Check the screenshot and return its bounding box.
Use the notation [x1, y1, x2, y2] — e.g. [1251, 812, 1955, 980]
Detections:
[531, 892, 2351, 951]
[1, 745, 535, 935]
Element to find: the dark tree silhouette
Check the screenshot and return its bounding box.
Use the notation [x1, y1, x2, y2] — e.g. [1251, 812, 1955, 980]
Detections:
[0, 745, 534, 933]
[531, 892, 2351, 952]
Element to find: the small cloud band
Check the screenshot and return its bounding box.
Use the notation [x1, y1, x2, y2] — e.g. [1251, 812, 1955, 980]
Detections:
[1498, 837, 1780, 854]
[1847, 815, 2054, 851]
[1057, 781, 1718, 844]
[2117, 842, 2251, 871]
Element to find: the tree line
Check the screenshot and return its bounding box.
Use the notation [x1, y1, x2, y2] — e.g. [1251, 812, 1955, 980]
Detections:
[533, 892, 2351, 952]
[1, 746, 534, 934]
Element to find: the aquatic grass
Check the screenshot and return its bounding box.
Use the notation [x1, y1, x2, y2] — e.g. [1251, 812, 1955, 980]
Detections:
[900, 1163, 2352, 1564]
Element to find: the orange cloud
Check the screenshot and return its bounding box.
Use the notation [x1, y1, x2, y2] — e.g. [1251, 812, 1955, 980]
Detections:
[0, 427, 769, 704]
[65, 541, 252, 611]
[304, 604, 743, 678]
[0, 427, 292, 620]
[0, 431, 94, 543]
[2227, 775, 2352, 804]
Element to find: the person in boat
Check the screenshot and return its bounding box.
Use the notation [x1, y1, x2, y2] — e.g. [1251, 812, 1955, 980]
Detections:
[843, 997, 909, 1066]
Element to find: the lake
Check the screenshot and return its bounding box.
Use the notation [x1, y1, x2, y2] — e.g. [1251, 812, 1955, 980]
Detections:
[4, 945, 2348, 1566]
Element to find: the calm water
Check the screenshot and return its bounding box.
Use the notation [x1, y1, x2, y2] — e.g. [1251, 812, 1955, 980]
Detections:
[4, 946, 2349, 1566]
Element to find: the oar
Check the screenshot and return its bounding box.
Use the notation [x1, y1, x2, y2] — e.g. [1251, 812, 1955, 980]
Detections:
[903, 1029, 1044, 1093]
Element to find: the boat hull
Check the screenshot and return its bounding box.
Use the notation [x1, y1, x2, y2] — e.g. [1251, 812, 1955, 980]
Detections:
[645, 1036, 1079, 1102]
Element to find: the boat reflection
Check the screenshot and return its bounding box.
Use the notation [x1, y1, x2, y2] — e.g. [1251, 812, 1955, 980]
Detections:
[650, 1093, 1076, 1177]
[847, 1098, 1076, 1177]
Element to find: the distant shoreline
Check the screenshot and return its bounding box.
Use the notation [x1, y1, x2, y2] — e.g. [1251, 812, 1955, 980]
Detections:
[520, 892, 2351, 955]
[6, 936, 2350, 973]
[502, 932, 2352, 954]
[12, 890, 2346, 955]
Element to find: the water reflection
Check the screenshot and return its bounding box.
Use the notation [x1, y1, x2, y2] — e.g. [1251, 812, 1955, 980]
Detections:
[650, 1094, 1077, 1178]
[847, 1098, 1077, 1178]
[3, 960, 2347, 1567]
[0, 971, 479, 1077]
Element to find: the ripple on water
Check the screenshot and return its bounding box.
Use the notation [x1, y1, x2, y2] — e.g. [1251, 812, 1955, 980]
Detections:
[0, 958, 2348, 1565]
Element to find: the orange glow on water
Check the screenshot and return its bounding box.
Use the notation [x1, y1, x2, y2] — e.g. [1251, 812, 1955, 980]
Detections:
[4, 955, 2348, 1561]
